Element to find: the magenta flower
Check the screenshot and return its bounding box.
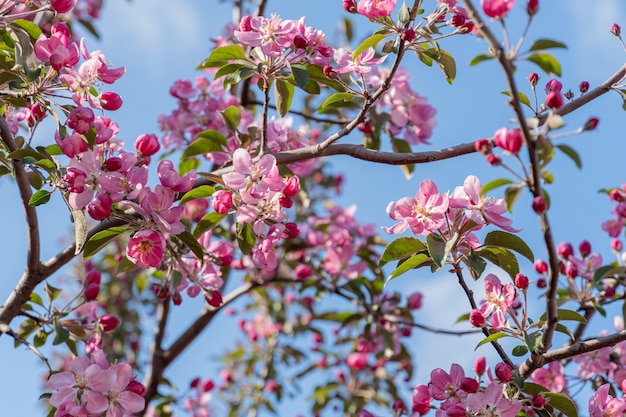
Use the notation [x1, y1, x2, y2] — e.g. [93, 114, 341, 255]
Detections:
[493, 127, 523, 154]
[158, 160, 196, 193]
[477, 274, 516, 330]
[223, 148, 285, 204]
[531, 362, 567, 394]
[34, 22, 79, 70]
[429, 363, 467, 401]
[481, 0, 515, 19]
[126, 230, 166, 269]
[467, 382, 522, 417]
[383, 179, 449, 236]
[104, 363, 146, 416]
[449, 175, 517, 232]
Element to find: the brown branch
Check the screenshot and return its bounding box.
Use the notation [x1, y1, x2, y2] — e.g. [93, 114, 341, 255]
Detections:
[141, 298, 170, 410]
[246, 100, 352, 125]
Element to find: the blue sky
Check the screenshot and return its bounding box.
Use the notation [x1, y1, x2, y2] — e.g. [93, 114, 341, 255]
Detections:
[1, 0, 625, 415]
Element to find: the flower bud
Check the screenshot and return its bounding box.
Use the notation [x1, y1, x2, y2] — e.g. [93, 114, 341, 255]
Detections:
[526, 0, 539, 16]
[84, 282, 100, 301]
[203, 379, 215, 392]
[283, 176, 300, 197]
[346, 352, 369, 370]
[285, 222, 299, 238]
[407, 292, 423, 310]
[605, 285, 616, 297]
[126, 380, 147, 397]
[460, 377, 479, 393]
[279, 196, 293, 208]
[100, 92, 123, 111]
[515, 273, 529, 290]
[401, 29, 416, 42]
[474, 138, 492, 154]
[528, 72, 539, 87]
[102, 156, 123, 172]
[323, 65, 337, 79]
[469, 309, 486, 327]
[343, 0, 357, 13]
[486, 153, 501, 166]
[87, 193, 113, 221]
[545, 91, 563, 109]
[100, 314, 120, 332]
[565, 261, 578, 279]
[583, 117, 599, 131]
[450, 14, 466, 27]
[545, 79, 562, 93]
[579, 240, 591, 257]
[205, 289, 223, 308]
[494, 128, 523, 154]
[610, 188, 626, 202]
[238, 16, 253, 32]
[212, 189, 233, 214]
[86, 269, 101, 285]
[460, 21, 475, 34]
[612, 239, 623, 252]
[534, 259, 548, 274]
[172, 292, 182, 305]
[536, 278, 547, 288]
[557, 242, 574, 259]
[135, 133, 161, 156]
[51, 0, 75, 13]
[579, 81, 589, 94]
[358, 121, 373, 134]
[295, 264, 312, 279]
[532, 196, 546, 214]
[293, 34, 308, 49]
[532, 394, 547, 409]
[473, 356, 486, 376]
[611, 23, 621, 37]
[494, 362, 512, 382]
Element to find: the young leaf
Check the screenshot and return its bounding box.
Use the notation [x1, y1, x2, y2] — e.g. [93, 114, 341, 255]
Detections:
[181, 138, 225, 159]
[180, 185, 216, 205]
[193, 212, 227, 238]
[538, 308, 587, 323]
[198, 45, 247, 68]
[556, 144, 582, 169]
[500, 90, 531, 107]
[475, 331, 508, 349]
[352, 32, 390, 60]
[470, 53, 494, 66]
[319, 92, 356, 111]
[220, 105, 241, 132]
[386, 252, 432, 283]
[28, 189, 52, 206]
[481, 178, 513, 195]
[527, 52, 562, 77]
[465, 251, 487, 280]
[528, 38, 567, 52]
[503, 184, 524, 212]
[426, 233, 456, 269]
[236, 223, 256, 255]
[435, 50, 456, 84]
[83, 226, 127, 259]
[176, 231, 205, 261]
[476, 247, 519, 280]
[274, 78, 294, 117]
[379, 237, 427, 267]
[512, 345, 528, 357]
[290, 63, 309, 88]
[483, 231, 534, 262]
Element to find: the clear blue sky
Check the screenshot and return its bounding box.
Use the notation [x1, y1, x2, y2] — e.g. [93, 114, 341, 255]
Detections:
[1, 0, 625, 415]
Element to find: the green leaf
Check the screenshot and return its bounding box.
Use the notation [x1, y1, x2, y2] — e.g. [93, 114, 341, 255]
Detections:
[29, 292, 44, 307]
[83, 226, 127, 259]
[483, 231, 534, 262]
[306, 64, 345, 92]
[594, 265, 626, 284]
[500, 90, 531, 107]
[220, 106, 241, 132]
[180, 185, 216, 204]
[7, 148, 46, 161]
[236, 223, 256, 255]
[290, 64, 309, 88]
[12, 19, 43, 42]
[481, 178, 513, 195]
[71, 208, 88, 255]
[352, 32, 390, 60]
[386, 252, 432, 283]
[556, 144, 582, 169]
[538, 308, 588, 323]
[176, 231, 205, 261]
[465, 251, 487, 280]
[528, 38, 567, 52]
[52, 319, 69, 346]
[193, 212, 227, 238]
[512, 345, 528, 356]
[543, 392, 579, 417]
[426, 233, 456, 269]
[28, 189, 51, 206]
[44, 282, 62, 302]
[33, 330, 47, 348]
[182, 138, 225, 159]
[503, 184, 524, 212]
[198, 45, 247, 68]
[391, 138, 415, 179]
[434, 50, 456, 84]
[274, 78, 294, 117]
[475, 331, 508, 349]
[379, 237, 427, 267]
[319, 92, 356, 111]
[476, 247, 519, 279]
[470, 53, 494, 66]
[527, 52, 562, 77]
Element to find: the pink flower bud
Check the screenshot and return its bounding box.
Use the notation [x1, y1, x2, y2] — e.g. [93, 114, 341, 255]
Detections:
[401, 29, 416, 42]
[323, 65, 337, 79]
[474, 138, 492, 154]
[557, 242, 573, 259]
[212, 189, 233, 214]
[346, 352, 368, 370]
[67, 107, 95, 135]
[285, 222, 299, 238]
[494, 362, 512, 382]
[172, 292, 182, 305]
[135, 133, 161, 156]
[293, 34, 308, 49]
[579, 240, 591, 257]
[534, 259, 548, 274]
[493, 127, 523, 154]
[536, 278, 547, 288]
[528, 72, 539, 87]
[407, 292, 423, 310]
[84, 282, 100, 301]
[526, 0, 538, 16]
[473, 356, 486, 375]
[460, 377, 479, 393]
[611, 23, 621, 37]
[100, 92, 123, 111]
[469, 309, 486, 327]
[238, 16, 253, 32]
[605, 285, 616, 297]
[279, 196, 293, 208]
[51, 0, 75, 13]
[283, 176, 300, 197]
[100, 314, 120, 332]
[450, 14, 466, 27]
[610, 188, 626, 202]
[126, 379, 147, 397]
[86, 268, 101, 285]
[460, 21, 475, 34]
[486, 153, 501, 165]
[565, 261, 578, 279]
[583, 117, 599, 131]
[358, 121, 373, 134]
[545, 91, 563, 109]
[481, 0, 515, 19]
[205, 289, 223, 308]
[545, 79, 562, 93]
[295, 264, 312, 279]
[152, 283, 170, 299]
[87, 193, 113, 221]
[532, 394, 547, 408]
[611, 239, 623, 252]
[203, 379, 215, 392]
[579, 81, 590, 94]
[515, 273, 529, 290]
[392, 400, 406, 413]
[102, 157, 123, 172]
[532, 195, 546, 214]
[190, 377, 200, 388]
[343, 0, 357, 13]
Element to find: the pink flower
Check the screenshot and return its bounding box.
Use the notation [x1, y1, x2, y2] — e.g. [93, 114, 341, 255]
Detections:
[212, 189, 233, 214]
[51, 0, 75, 13]
[334, 47, 386, 74]
[158, 160, 196, 193]
[126, 230, 166, 268]
[407, 292, 423, 309]
[589, 384, 626, 417]
[356, 0, 397, 19]
[104, 363, 146, 416]
[481, 0, 515, 19]
[449, 175, 517, 232]
[411, 385, 431, 415]
[493, 127, 523, 154]
[467, 382, 522, 417]
[383, 179, 449, 236]
[135, 133, 161, 156]
[346, 352, 369, 370]
[531, 362, 567, 393]
[477, 274, 516, 330]
[429, 363, 467, 400]
[34, 22, 79, 70]
[223, 148, 285, 204]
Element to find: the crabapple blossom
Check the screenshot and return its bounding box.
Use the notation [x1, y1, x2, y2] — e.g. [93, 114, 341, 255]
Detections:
[223, 148, 285, 205]
[126, 230, 166, 269]
[34, 22, 79, 70]
[477, 274, 516, 330]
[481, 0, 515, 19]
[493, 127, 523, 154]
[334, 47, 386, 75]
[356, 0, 397, 19]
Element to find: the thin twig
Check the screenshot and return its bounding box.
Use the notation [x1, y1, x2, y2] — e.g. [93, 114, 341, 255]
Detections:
[246, 100, 352, 125]
[0, 323, 51, 372]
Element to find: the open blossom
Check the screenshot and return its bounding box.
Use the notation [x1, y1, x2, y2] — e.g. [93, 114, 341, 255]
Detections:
[481, 0, 515, 19]
[466, 382, 522, 417]
[477, 274, 516, 330]
[34, 22, 79, 70]
[356, 0, 397, 19]
[429, 363, 467, 401]
[223, 148, 285, 204]
[493, 127, 523, 154]
[126, 230, 166, 268]
[234, 15, 297, 57]
[334, 47, 386, 75]
[589, 384, 626, 417]
[383, 179, 449, 236]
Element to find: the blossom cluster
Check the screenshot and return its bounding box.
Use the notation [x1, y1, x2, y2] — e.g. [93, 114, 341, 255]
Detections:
[46, 349, 145, 417]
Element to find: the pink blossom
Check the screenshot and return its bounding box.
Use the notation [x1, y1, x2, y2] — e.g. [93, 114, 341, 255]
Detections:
[334, 47, 386, 74]
[126, 230, 166, 268]
[429, 363, 467, 401]
[136, 185, 185, 235]
[531, 362, 567, 393]
[104, 363, 146, 416]
[223, 148, 285, 204]
[383, 179, 449, 236]
[411, 384, 431, 415]
[449, 175, 517, 232]
[234, 15, 297, 57]
[212, 189, 233, 214]
[346, 352, 369, 370]
[51, 0, 75, 13]
[477, 274, 516, 330]
[135, 133, 161, 156]
[481, 0, 515, 19]
[157, 160, 196, 193]
[356, 0, 397, 19]
[493, 127, 523, 154]
[467, 382, 522, 417]
[589, 384, 626, 417]
[34, 22, 79, 70]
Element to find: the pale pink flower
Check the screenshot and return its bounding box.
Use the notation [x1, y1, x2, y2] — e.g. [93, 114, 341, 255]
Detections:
[158, 160, 196, 193]
[223, 148, 285, 204]
[449, 175, 517, 232]
[531, 362, 567, 394]
[126, 230, 166, 268]
[589, 384, 626, 417]
[334, 47, 386, 74]
[466, 382, 522, 417]
[383, 179, 449, 236]
[104, 363, 146, 416]
[478, 274, 516, 330]
[234, 15, 297, 57]
[357, 0, 397, 19]
[429, 363, 467, 401]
